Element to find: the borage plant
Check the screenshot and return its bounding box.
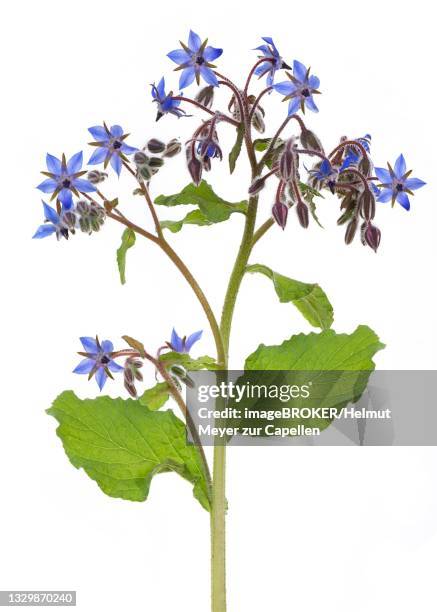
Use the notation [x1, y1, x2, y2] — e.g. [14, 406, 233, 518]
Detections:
[35, 31, 425, 612]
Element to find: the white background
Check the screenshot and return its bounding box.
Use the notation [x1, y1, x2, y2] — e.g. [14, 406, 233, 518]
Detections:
[1, 0, 437, 610]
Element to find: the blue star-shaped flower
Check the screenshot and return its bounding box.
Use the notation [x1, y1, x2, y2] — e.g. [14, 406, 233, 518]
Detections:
[168, 328, 203, 353]
[32, 201, 72, 240]
[37, 152, 96, 208]
[167, 30, 223, 89]
[151, 77, 187, 121]
[375, 154, 426, 210]
[309, 159, 337, 192]
[253, 36, 290, 87]
[274, 60, 321, 114]
[87, 124, 137, 176]
[73, 336, 124, 390]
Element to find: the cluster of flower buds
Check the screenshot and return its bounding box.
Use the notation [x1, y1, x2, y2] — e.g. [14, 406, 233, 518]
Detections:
[123, 356, 144, 397]
[186, 118, 223, 185]
[87, 170, 108, 185]
[133, 138, 181, 181]
[76, 200, 106, 234]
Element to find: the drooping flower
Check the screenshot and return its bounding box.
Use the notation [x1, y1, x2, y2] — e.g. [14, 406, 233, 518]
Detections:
[88, 124, 137, 176]
[167, 30, 222, 88]
[374, 154, 426, 210]
[32, 201, 75, 240]
[151, 78, 187, 121]
[340, 135, 372, 171]
[37, 152, 96, 208]
[73, 336, 124, 390]
[308, 159, 337, 193]
[253, 37, 290, 87]
[168, 329, 203, 353]
[274, 60, 321, 114]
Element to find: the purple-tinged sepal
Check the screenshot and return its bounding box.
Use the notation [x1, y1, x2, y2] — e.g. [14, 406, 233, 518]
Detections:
[272, 200, 288, 229]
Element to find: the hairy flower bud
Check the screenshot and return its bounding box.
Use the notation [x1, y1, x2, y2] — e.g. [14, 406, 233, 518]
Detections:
[148, 157, 165, 169]
[296, 201, 309, 228]
[248, 176, 266, 195]
[359, 189, 376, 221]
[363, 222, 381, 252]
[272, 201, 288, 229]
[164, 138, 182, 158]
[62, 211, 76, 230]
[358, 155, 372, 177]
[300, 129, 324, 154]
[87, 170, 108, 185]
[344, 217, 358, 244]
[76, 200, 105, 234]
[279, 139, 297, 181]
[196, 85, 215, 108]
[134, 151, 149, 166]
[146, 138, 166, 154]
[139, 165, 152, 180]
[187, 153, 203, 186]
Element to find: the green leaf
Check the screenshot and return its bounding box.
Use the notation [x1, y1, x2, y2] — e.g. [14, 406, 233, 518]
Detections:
[116, 228, 136, 285]
[139, 382, 170, 411]
[47, 391, 211, 511]
[245, 325, 384, 371]
[253, 137, 284, 169]
[122, 335, 146, 358]
[299, 182, 324, 228]
[229, 125, 244, 174]
[246, 263, 334, 330]
[155, 180, 247, 232]
[159, 352, 219, 371]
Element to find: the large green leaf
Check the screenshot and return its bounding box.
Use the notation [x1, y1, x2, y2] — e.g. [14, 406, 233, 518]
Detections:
[116, 228, 136, 285]
[246, 325, 383, 371]
[47, 391, 211, 511]
[246, 263, 334, 330]
[155, 180, 247, 232]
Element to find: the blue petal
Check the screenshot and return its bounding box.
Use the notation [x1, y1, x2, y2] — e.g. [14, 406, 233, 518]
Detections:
[287, 97, 301, 115]
[88, 147, 108, 165]
[396, 191, 410, 210]
[171, 328, 184, 352]
[262, 36, 274, 45]
[274, 81, 296, 95]
[308, 74, 320, 89]
[305, 95, 319, 113]
[73, 358, 95, 374]
[95, 367, 107, 390]
[167, 49, 191, 65]
[80, 336, 99, 353]
[67, 151, 83, 174]
[110, 125, 124, 138]
[188, 30, 202, 52]
[203, 46, 223, 62]
[46, 153, 62, 175]
[108, 360, 124, 373]
[37, 178, 57, 193]
[374, 167, 392, 184]
[88, 125, 109, 141]
[110, 154, 122, 176]
[184, 330, 203, 352]
[73, 178, 97, 192]
[293, 60, 307, 82]
[179, 66, 196, 89]
[58, 189, 73, 208]
[377, 189, 394, 203]
[404, 177, 426, 190]
[156, 77, 166, 98]
[32, 224, 56, 239]
[43, 201, 60, 224]
[394, 154, 406, 178]
[120, 143, 137, 155]
[200, 65, 219, 87]
[254, 44, 271, 56]
[101, 339, 114, 353]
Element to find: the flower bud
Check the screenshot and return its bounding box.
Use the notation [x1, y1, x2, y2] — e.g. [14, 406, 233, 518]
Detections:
[300, 129, 324, 154]
[87, 170, 108, 184]
[363, 222, 381, 252]
[344, 217, 358, 244]
[251, 106, 266, 134]
[164, 138, 182, 158]
[62, 211, 76, 229]
[296, 201, 309, 228]
[248, 176, 266, 195]
[79, 217, 91, 234]
[134, 151, 149, 166]
[146, 138, 166, 154]
[148, 157, 164, 169]
[196, 85, 215, 108]
[272, 201, 288, 229]
[187, 156, 203, 185]
[358, 155, 372, 177]
[359, 189, 376, 221]
[139, 165, 152, 180]
[279, 139, 297, 181]
[76, 200, 90, 215]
